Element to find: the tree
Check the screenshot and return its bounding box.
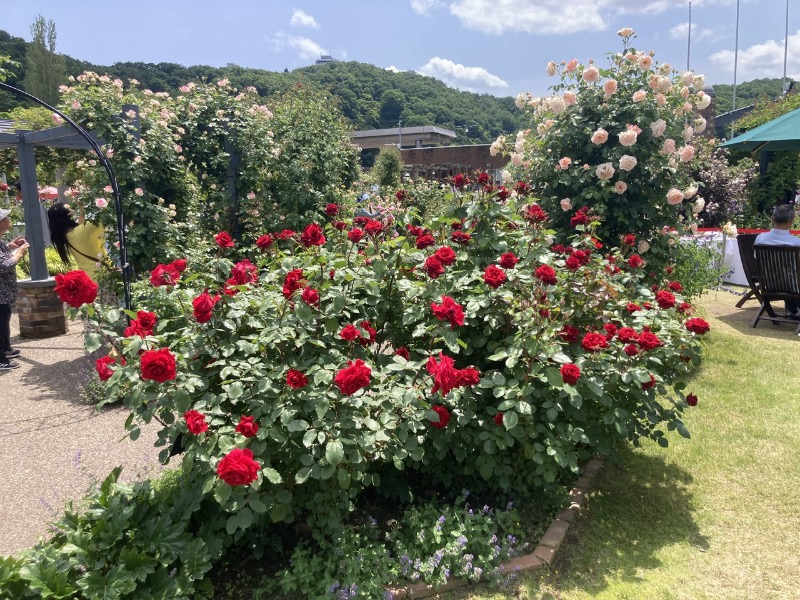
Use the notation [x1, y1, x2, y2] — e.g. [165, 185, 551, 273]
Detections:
[22, 15, 66, 105]
[372, 146, 402, 188]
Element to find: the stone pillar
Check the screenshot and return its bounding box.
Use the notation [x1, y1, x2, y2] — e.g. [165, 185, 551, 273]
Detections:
[16, 279, 68, 338]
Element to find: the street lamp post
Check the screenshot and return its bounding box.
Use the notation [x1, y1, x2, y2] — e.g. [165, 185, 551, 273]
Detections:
[398, 118, 402, 149]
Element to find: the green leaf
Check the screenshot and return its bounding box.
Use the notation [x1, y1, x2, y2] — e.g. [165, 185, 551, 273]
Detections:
[227, 381, 244, 400]
[503, 411, 519, 429]
[295, 467, 312, 484]
[287, 419, 309, 432]
[545, 367, 563, 388]
[337, 468, 351, 489]
[325, 440, 345, 466]
[249, 497, 268, 513]
[84, 332, 102, 353]
[264, 467, 283, 484]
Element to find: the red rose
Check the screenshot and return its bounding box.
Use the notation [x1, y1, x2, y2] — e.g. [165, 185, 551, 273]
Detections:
[434, 246, 457, 266]
[627, 254, 644, 269]
[334, 359, 371, 395]
[136, 310, 157, 332]
[431, 295, 465, 329]
[170, 258, 187, 273]
[451, 231, 471, 245]
[423, 256, 445, 279]
[54, 270, 99, 308]
[643, 302, 653, 309]
[623, 234, 636, 246]
[565, 255, 581, 271]
[214, 231, 234, 248]
[456, 367, 481, 387]
[686, 393, 698, 407]
[678, 302, 692, 314]
[193, 289, 221, 323]
[524, 204, 548, 223]
[364, 220, 383, 236]
[340, 324, 360, 341]
[515, 181, 530, 196]
[655, 290, 676, 309]
[429, 404, 451, 429]
[184, 409, 208, 435]
[581, 332, 609, 352]
[286, 369, 308, 389]
[407, 224, 425, 237]
[256, 234, 274, 251]
[626, 303, 642, 313]
[333, 220, 347, 230]
[570, 210, 591, 227]
[282, 269, 304, 299]
[493, 412, 504, 426]
[301, 223, 326, 247]
[276, 229, 297, 241]
[483, 265, 507, 289]
[685, 318, 710, 334]
[624, 344, 639, 356]
[534, 264, 557, 285]
[573, 250, 591, 265]
[95, 355, 124, 381]
[668, 281, 683, 292]
[452, 173, 468, 188]
[559, 325, 580, 343]
[227, 259, 258, 287]
[495, 186, 510, 201]
[426, 353, 460, 396]
[235, 415, 259, 437]
[348, 228, 364, 243]
[477, 172, 490, 185]
[150, 263, 180, 287]
[603, 323, 617, 338]
[395, 347, 410, 360]
[140, 348, 177, 383]
[301, 287, 320, 307]
[499, 252, 519, 269]
[124, 321, 151, 338]
[216, 448, 261, 487]
[641, 374, 656, 390]
[638, 331, 662, 350]
[560, 363, 581, 385]
[395, 189, 407, 201]
[617, 327, 638, 343]
[325, 203, 340, 216]
[358, 320, 377, 346]
[416, 234, 436, 249]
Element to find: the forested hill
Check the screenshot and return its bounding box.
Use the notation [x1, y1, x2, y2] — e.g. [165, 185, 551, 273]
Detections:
[0, 29, 524, 144]
[0, 28, 792, 143]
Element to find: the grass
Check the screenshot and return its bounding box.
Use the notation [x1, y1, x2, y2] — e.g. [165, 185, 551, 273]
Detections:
[437, 288, 800, 600]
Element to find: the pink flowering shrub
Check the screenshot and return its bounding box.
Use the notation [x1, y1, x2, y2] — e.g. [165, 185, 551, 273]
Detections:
[496, 28, 709, 257]
[87, 185, 706, 533]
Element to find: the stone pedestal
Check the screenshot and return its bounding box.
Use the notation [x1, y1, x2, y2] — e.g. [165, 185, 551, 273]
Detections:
[16, 278, 68, 338]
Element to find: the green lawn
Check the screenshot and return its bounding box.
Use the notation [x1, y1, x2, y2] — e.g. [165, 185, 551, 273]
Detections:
[442, 290, 800, 600]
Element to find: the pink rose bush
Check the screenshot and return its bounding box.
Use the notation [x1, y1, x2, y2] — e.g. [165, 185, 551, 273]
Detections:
[494, 28, 703, 262]
[87, 181, 705, 535]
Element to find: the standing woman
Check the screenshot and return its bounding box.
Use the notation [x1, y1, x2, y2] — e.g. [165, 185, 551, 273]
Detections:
[47, 203, 107, 280]
[0, 207, 29, 370]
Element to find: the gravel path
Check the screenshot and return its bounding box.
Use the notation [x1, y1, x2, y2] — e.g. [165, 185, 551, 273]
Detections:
[0, 311, 161, 556]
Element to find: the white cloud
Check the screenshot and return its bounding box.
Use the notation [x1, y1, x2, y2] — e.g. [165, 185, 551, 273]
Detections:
[271, 33, 326, 61]
[669, 22, 715, 43]
[386, 65, 403, 73]
[447, 0, 739, 35]
[419, 57, 508, 91]
[290, 9, 319, 29]
[709, 29, 800, 80]
[410, 0, 445, 15]
[449, 0, 606, 35]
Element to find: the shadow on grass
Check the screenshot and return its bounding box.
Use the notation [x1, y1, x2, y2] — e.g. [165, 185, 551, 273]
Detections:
[522, 447, 708, 598]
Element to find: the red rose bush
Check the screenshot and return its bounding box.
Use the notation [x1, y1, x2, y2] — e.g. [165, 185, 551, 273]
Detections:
[88, 183, 707, 534]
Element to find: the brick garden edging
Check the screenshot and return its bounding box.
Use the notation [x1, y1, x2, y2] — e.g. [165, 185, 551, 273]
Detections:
[385, 457, 604, 599]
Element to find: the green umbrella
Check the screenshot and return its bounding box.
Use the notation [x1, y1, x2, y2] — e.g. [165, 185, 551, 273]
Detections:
[721, 106, 800, 152]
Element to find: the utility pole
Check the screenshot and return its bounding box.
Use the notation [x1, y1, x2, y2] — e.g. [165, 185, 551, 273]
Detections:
[687, 2, 692, 71]
[783, 0, 789, 95]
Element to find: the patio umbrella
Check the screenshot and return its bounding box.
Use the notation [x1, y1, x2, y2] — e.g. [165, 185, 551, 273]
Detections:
[721, 107, 800, 152]
[38, 185, 58, 199]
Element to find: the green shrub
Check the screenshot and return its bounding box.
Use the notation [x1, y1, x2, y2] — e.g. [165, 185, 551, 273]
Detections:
[15, 245, 71, 279]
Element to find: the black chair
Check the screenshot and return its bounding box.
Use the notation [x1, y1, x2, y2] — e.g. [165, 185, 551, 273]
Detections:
[735, 233, 761, 307]
[752, 244, 800, 334]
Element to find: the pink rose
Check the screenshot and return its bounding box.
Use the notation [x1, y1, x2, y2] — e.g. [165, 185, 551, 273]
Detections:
[563, 90, 577, 105]
[618, 155, 637, 172]
[679, 145, 695, 162]
[614, 181, 628, 194]
[650, 119, 667, 137]
[558, 157, 572, 170]
[618, 129, 638, 147]
[661, 138, 676, 154]
[667, 188, 685, 205]
[603, 79, 617, 97]
[595, 162, 615, 180]
[632, 90, 647, 103]
[582, 66, 600, 83]
[591, 128, 608, 145]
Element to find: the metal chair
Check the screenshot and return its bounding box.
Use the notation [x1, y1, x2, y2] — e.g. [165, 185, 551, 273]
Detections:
[752, 244, 800, 334]
[735, 233, 761, 307]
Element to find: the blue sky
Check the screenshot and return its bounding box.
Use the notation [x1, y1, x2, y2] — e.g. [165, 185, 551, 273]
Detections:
[3, 0, 798, 98]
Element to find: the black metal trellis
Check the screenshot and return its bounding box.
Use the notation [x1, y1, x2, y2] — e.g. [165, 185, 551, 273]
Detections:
[0, 82, 132, 310]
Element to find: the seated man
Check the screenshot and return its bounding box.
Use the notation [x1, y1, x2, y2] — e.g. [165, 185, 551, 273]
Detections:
[755, 203, 800, 317]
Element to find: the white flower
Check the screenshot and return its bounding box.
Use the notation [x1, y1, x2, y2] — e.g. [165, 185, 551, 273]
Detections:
[596, 162, 616, 180]
[546, 61, 557, 76]
[618, 27, 634, 37]
[683, 125, 694, 142]
[618, 129, 638, 147]
[694, 116, 707, 133]
[510, 152, 524, 166]
[632, 90, 647, 103]
[667, 188, 685, 205]
[695, 92, 711, 110]
[650, 119, 667, 137]
[591, 128, 609, 145]
[638, 240, 650, 253]
[684, 185, 698, 199]
[693, 197, 705, 213]
[549, 96, 566, 114]
[515, 93, 527, 109]
[722, 221, 738, 237]
[582, 66, 600, 83]
[560, 198, 572, 211]
[619, 155, 638, 172]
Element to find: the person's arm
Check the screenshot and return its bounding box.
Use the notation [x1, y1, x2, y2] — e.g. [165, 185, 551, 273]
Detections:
[0, 242, 28, 272]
